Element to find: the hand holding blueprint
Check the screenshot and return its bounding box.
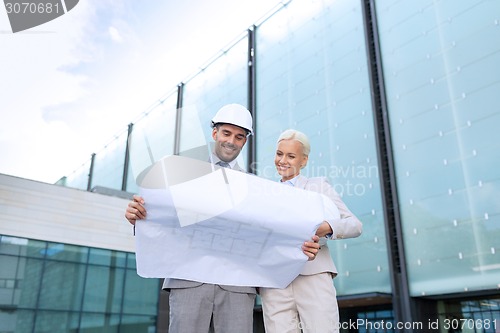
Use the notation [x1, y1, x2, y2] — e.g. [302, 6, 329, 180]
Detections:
[134, 154, 339, 288]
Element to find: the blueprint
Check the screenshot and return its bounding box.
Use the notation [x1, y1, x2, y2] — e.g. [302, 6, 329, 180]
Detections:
[134, 154, 339, 288]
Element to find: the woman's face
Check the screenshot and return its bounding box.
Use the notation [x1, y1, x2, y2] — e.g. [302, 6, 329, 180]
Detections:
[275, 139, 308, 181]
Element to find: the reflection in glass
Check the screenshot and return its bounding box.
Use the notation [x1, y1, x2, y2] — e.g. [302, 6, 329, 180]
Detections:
[182, 36, 249, 169]
[127, 91, 178, 193]
[0, 237, 160, 332]
[375, 0, 500, 295]
[91, 131, 129, 190]
[255, 0, 389, 295]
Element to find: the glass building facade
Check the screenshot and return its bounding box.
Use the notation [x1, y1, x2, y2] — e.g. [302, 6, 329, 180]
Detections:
[376, 0, 500, 297]
[0, 236, 160, 333]
[47, 0, 499, 331]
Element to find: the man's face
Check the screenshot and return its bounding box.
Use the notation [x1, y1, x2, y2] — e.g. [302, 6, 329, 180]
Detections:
[212, 123, 248, 163]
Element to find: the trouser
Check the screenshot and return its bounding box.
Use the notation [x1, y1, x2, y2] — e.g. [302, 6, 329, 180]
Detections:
[168, 283, 255, 333]
[260, 273, 339, 333]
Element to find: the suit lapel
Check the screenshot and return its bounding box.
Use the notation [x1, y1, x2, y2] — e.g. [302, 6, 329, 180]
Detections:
[294, 175, 308, 189]
[232, 163, 244, 172]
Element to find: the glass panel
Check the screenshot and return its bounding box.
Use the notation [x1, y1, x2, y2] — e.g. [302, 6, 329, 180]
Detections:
[88, 248, 112, 266]
[256, 0, 389, 294]
[0, 236, 46, 258]
[356, 309, 395, 332]
[114, 251, 128, 268]
[0, 309, 35, 333]
[438, 297, 500, 333]
[181, 36, 249, 168]
[38, 261, 86, 311]
[90, 130, 128, 190]
[88, 249, 127, 268]
[0, 236, 27, 256]
[127, 91, 178, 193]
[63, 158, 92, 190]
[120, 314, 157, 333]
[17, 258, 43, 308]
[0, 255, 18, 280]
[44, 242, 88, 263]
[25, 239, 47, 258]
[375, 0, 500, 296]
[34, 310, 79, 333]
[0, 238, 158, 332]
[82, 266, 125, 314]
[122, 269, 159, 316]
[80, 313, 120, 333]
[126, 252, 136, 269]
[0, 255, 20, 308]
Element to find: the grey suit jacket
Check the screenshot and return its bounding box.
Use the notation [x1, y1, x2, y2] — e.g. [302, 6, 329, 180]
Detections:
[162, 156, 256, 294]
[294, 175, 363, 277]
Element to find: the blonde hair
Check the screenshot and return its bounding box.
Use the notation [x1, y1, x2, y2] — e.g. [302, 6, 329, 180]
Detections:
[277, 129, 311, 156]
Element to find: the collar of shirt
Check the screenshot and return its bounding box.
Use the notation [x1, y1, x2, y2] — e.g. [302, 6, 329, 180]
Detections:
[211, 153, 237, 169]
[280, 175, 299, 186]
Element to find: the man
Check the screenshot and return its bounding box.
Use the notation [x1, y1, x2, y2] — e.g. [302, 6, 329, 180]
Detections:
[125, 104, 320, 333]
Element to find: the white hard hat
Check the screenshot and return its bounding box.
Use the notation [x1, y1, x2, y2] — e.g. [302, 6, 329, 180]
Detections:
[211, 103, 253, 135]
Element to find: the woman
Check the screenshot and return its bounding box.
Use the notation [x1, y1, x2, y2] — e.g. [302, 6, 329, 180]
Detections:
[260, 129, 363, 333]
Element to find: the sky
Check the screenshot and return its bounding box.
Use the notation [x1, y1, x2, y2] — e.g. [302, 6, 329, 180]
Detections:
[0, 0, 284, 184]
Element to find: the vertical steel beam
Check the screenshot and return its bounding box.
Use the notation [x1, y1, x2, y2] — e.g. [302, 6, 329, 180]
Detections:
[361, 0, 414, 328]
[121, 123, 134, 191]
[247, 25, 257, 173]
[87, 153, 96, 191]
[174, 83, 184, 155]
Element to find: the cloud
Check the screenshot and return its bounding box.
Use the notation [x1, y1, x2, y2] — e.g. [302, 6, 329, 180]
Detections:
[108, 26, 123, 43]
[0, 1, 98, 182]
[0, 0, 285, 183]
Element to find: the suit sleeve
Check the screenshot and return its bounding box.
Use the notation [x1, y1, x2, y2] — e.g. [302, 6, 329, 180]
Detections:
[319, 177, 363, 240]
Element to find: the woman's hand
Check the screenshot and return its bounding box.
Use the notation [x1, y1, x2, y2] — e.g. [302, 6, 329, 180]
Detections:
[302, 235, 320, 261]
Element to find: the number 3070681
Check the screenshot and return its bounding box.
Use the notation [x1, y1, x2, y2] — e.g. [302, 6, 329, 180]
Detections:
[443, 318, 497, 331]
[5, 2, 61, 14]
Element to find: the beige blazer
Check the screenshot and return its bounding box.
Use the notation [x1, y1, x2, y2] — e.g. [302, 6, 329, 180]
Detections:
[294, 175, 363, 277]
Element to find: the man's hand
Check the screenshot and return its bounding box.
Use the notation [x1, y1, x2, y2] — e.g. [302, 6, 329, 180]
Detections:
[302, 235, 320, 261]
[125, 195, 146, 225]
